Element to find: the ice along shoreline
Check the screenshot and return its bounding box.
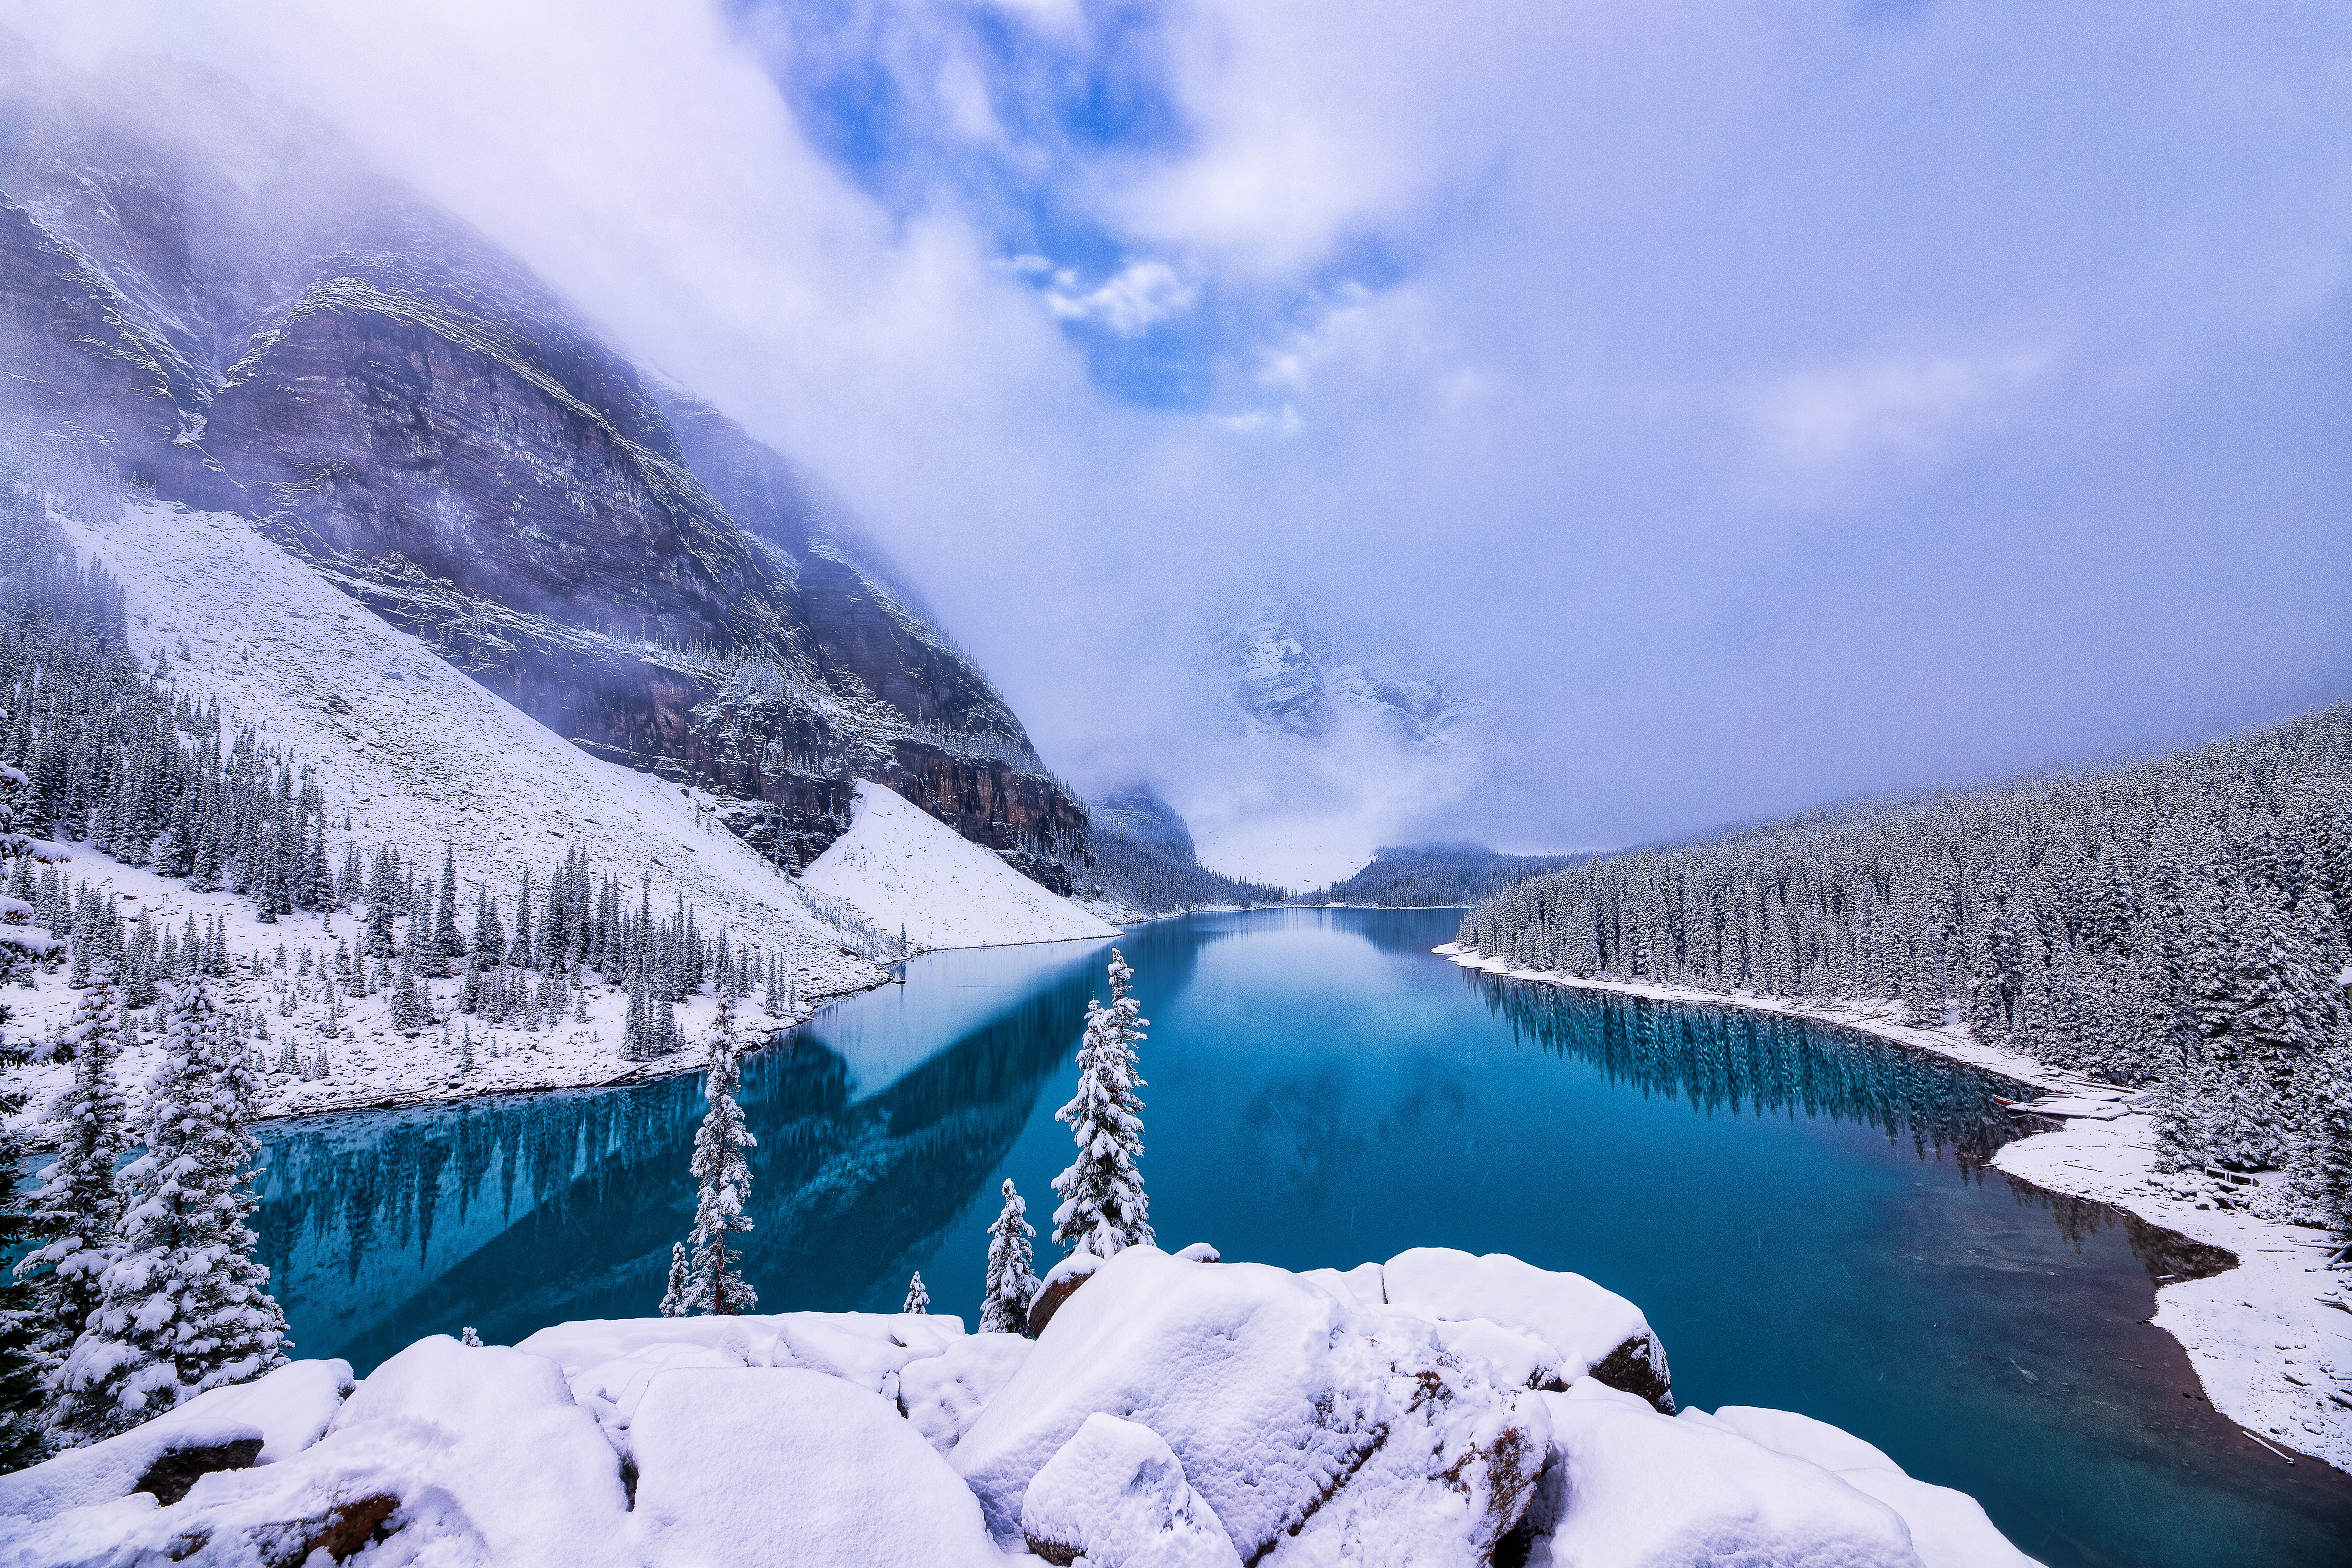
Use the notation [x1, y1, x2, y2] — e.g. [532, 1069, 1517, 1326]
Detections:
[1435, 943, 2352, 1473]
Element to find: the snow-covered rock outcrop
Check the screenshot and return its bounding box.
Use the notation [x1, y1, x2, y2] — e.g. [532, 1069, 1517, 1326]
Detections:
[801, 781, 1118, 950]
[0, 1249, 2038, 1568]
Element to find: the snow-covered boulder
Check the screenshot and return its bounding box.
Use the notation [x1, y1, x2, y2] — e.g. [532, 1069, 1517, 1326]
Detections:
[900, 1332, 1035, 1455]
[628, 1366, 1001, 1566]
[2, 1337, 628, 1568]
[1700, 1407, 2038, 1568]
[1021, 1413, 1241, 1568]
[0, 1359, 351, 1524]
[0, 1261, 2033, 1568]
[952, 1245, 1551, 1567]
[1519, 1382, 1924, 1567]
[801, 780, 1117, 950]
[516, 1309, 964, 1452]
[1377, 1247, 1674, 1410]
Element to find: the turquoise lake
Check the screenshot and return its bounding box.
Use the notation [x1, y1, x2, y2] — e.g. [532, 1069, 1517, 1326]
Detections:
[248, 907, 2352, 1566]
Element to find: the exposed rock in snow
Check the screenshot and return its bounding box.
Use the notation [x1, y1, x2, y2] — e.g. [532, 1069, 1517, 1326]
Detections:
[801, 781, 1118, 951]
[1027, 1250, 1104, 1336]
[1022, 1413, 1241, 1568]
[0, 1359, 351, 1524]
[2, 1252, 2036, 1568]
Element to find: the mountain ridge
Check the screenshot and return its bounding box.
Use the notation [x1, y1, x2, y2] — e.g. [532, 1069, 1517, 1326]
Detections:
[0, 39, 1090, 889]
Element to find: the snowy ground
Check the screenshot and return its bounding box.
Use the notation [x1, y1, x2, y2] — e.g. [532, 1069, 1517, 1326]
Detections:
[1437, 946, 2352, 1472]
[0, 1245, 2037, 1567]
[5, 500, 896, 1133]
[801, 782, 1117, 950]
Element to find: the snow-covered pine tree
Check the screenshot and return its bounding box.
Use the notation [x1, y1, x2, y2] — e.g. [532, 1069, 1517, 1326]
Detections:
[0, 998, 49, 1470]
[389, 961, 431, 1034]
[13, 978, 131, 1393]
[53, 979, 289, 1444]
[903, 1272, 929, 1314]
[659, 1241, 691, 1318]
[1051, 949, 1153, 1258]
[979, 1178, 1038, 1334]
[472, 884, 503, 971]
[432, 842, 464, 973]
[666, 995, 757, 1315]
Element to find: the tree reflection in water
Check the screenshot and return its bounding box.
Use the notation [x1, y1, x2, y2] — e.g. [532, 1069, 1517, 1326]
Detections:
[252, 964, 1093, 1372]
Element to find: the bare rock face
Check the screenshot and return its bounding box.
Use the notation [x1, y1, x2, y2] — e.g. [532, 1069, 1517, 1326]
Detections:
[0, 47, 1091, 889]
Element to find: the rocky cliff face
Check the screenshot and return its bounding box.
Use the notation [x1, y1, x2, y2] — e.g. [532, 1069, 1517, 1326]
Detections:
[0, 44, 1088, 889]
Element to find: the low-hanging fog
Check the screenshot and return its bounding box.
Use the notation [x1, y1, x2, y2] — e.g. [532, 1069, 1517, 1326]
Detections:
[13, 0, 2350, 881]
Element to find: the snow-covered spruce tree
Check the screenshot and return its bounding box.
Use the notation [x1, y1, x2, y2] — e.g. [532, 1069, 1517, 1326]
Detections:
[903, 1272, 929, 1314]
[658, 1242, 691, 1318]
[13, 978, 131, 1390]
[53, 978, 289, 1444]
[665, 995, 757, 1315]
[1051, 949, 1154, 1258]
[432, 842, 465, 974]
[0, 998, 49, 1471]
[979, 1178, 1038, 1334]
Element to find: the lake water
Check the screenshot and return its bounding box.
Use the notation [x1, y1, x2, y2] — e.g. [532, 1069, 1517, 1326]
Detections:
[249, 907, 2352, 1566]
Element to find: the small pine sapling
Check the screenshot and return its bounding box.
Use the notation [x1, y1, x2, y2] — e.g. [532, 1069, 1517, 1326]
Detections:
[903, 1272, 930, 1315]
[979, 1178, 1038, 1335]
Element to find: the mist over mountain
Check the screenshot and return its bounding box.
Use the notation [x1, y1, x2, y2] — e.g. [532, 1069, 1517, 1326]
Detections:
[0, 41, 1089, 888]
[1133, 592, 1491, 886]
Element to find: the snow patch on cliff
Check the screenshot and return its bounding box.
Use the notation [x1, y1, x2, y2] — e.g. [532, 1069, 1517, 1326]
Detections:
[801, 781, 1117, 951]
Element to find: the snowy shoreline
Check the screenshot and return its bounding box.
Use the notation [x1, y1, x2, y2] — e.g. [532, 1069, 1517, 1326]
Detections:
[1436, 944, 2352, 1473]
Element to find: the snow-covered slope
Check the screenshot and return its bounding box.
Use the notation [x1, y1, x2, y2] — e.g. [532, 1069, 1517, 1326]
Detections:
[0, 500, 889, 1124]
[801, 782, 1117, 951]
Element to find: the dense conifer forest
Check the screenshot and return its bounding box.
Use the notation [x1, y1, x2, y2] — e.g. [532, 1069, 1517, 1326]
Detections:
[1454, 709, 2352, 1236]
[1305, 843, 1587, 907]
[1087, 826, 1290, 914]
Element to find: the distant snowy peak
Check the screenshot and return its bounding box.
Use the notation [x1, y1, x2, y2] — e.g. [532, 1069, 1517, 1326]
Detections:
[800, 783, 1117, 951]
[1213, 594, 1481, 752]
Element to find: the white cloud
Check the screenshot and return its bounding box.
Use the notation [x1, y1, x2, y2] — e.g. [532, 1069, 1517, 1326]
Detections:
[1753, 348, 2054, 480]
[1044, 258, 1198, 336]
[5, 0, 2348, 855]
[1211, 404, 1301, 437]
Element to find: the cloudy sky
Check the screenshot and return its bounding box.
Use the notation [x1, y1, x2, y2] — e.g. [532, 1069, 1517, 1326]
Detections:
[16, 0, 2352, 873]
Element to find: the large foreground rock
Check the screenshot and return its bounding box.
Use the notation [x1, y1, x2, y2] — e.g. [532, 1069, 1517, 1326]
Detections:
[0, 1257, 2034, 1568]
[954, 1246, 1552, 1567]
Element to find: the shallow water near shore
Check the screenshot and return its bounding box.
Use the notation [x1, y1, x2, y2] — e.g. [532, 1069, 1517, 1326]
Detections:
[248, 907, 2352, 1566]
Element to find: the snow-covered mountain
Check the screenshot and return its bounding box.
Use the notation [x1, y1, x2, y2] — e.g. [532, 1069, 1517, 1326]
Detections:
[1155, 595, 1491, 888]
[1214, 594, 1482, 754]
[0, 40, 1085, 892]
